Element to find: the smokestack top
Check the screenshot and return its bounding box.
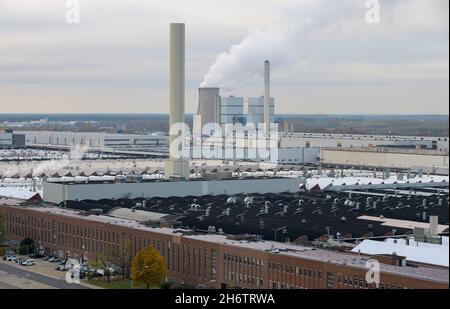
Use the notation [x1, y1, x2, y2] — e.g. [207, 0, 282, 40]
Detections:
[265, 60, 270, 64]
[170, 22, 185, 28]
[199, 87, 220, 90]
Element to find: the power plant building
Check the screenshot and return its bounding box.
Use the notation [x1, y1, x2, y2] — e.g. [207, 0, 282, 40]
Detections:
[247, 96, 275, 126]
[219, 96, 245, 125]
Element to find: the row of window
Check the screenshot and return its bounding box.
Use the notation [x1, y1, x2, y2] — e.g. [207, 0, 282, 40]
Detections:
[225, 272, 263, 287]
[268, 262, 322, 279]
[338, 274, 406, 290]
[224, 254, 263, 267]
[223, 254, 263, 287]
[167, 244, 210, 280]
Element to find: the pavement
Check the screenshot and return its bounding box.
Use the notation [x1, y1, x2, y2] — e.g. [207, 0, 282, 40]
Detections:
[0, 258, 101, 289]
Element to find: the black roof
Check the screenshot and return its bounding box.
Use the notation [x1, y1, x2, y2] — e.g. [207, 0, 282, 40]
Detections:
[63, 187, 449, 243]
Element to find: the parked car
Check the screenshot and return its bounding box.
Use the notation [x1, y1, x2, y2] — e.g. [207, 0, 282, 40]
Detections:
[15, 258, 25, 265]
[48, 257, 61, 263]
[43, 256, 50, 261]
[6, 255, 18, 262]
[21, 259, 35, 266]
[96, 269, 105, 277]
[55, 264, 66, 271]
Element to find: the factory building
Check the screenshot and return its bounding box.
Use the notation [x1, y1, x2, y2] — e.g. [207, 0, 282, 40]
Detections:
[0, 130, 25, 148]
[219, 96, 245, 125]
[1, 200, 448, 289]
[197, 93, 275, 130]
[42, 177, 300, 204]
[320, 147, 449, 171]
[16, 131, 167, 150]
[197, 61, 275, 131]
[280, 132, 449, 152]
[0, 131, 13, 147]
[247, 97, 275, 126]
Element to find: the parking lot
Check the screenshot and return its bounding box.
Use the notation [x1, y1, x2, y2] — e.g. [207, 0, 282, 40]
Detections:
[0, 255, 100, 289]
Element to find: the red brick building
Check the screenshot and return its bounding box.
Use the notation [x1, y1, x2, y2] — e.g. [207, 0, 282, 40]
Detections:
[1, 200, 448, 289]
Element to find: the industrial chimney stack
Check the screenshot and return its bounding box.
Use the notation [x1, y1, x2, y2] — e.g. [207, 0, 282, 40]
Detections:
[264, 60, 270, 133]
[165, 23, 189, 180]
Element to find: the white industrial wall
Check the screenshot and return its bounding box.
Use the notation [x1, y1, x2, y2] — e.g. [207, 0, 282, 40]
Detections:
[17, 131, 168, 149]
[278, 147, 320, 164]
[280, 133, 448, 151]
[43, 178, 300, 204]
[320, 149, 449, 169]
[437, 139, 449, 152]
[20, 131, 106, 147]
[247, 97, 275, 125]
[0, 133, 13, 146]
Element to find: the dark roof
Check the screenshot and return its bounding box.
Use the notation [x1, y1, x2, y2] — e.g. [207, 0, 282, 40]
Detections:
[63, 187, 449, 243]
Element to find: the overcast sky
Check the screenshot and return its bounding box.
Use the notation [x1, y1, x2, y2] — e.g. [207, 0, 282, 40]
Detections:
[0, 0, 448, 114]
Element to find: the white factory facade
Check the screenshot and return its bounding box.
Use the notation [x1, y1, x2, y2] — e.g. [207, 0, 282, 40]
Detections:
[16, 131, 167, 150]
[198, 92, 275, 128]
[0, 130, 25, 148]
[0, 131, 13, 147]
[10, 130, 449, 171]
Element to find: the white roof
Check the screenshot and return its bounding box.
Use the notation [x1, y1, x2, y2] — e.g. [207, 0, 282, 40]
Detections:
[358, 215, 449, 234]
[304, 175, 449, 191]
[0, 187, 41, 200]
[352, 237, 449, 267]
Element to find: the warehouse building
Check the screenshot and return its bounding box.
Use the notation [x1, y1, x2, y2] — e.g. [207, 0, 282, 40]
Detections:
[16, 131, 168, 150]
[280, 132, 449, 151]
[320, 147, 449, 171]
[42, 177, 301, 204]
[0, 130, 25, 148]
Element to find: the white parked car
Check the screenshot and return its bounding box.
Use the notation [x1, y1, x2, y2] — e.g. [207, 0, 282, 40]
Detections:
[48, 257, 61, 263]
[6, 255, 18, 262]
[21, 259, 35, 266]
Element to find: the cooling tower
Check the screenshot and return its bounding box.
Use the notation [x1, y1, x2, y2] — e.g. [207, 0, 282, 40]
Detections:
[198, 87, 220, 132]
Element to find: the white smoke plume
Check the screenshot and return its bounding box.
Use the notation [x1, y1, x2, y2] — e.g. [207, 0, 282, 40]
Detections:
[199, 0, 362, 90]
[200, 26, 297, 91]
[200, 0, 448, 91]
[0, 144, 90, 178]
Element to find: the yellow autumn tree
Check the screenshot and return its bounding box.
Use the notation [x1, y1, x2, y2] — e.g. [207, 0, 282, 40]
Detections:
[131, 246, 166, 289]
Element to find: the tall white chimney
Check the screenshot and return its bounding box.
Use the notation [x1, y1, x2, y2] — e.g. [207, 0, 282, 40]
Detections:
[165, 23, 189, 180]
[264, 60, 270, 133]
[169, 23, 185, 151]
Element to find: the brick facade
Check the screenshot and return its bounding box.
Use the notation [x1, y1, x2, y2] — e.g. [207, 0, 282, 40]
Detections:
[0, 204, 447, 289]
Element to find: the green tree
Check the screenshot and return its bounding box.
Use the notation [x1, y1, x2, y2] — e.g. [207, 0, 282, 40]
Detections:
[131, 246, 166, 289]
